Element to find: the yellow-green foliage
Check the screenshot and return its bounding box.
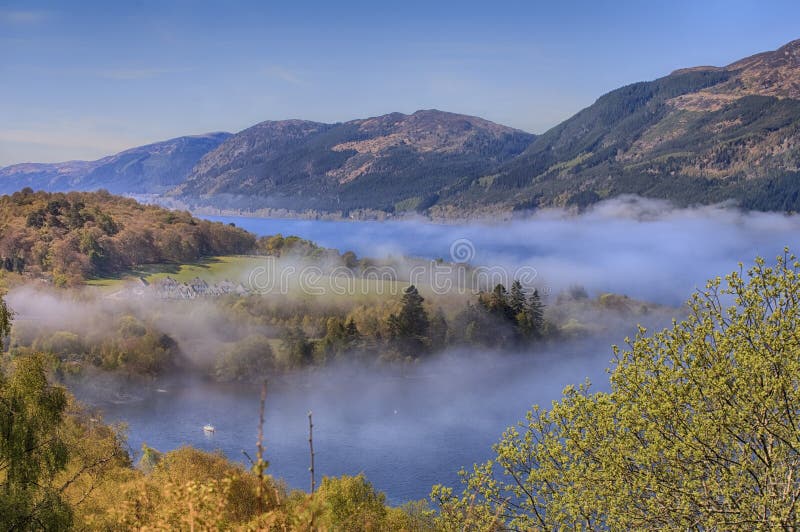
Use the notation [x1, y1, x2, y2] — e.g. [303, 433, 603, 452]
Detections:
[68, 442, 434, 531]
[85, 446, 284, 530]
[280, 474, 435, 532]
[434, 250, 800, 529]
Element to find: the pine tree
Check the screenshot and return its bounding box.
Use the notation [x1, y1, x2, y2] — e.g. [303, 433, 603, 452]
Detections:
[528, 289, 545, 337]
[388, 285, 430, 356]
[509, 280, 527, 317]
[397, 285, 429, 338]
[486, 284, 515, 321]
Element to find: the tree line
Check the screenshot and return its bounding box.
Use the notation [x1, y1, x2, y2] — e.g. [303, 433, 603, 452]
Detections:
[214, 281, 552, 382]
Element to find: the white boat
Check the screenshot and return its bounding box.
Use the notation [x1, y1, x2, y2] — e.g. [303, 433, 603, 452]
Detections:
[203, 424, 215, 433]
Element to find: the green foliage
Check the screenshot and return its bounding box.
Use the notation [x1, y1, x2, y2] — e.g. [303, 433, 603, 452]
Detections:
[215, 334, 275, 382]
[434, 250, 800, 529]
[313, 474, 389, 531]
[0, 354, 72, 531]
[138, 443, 163, 473]
[452, 282, 548, 349]
[0, 293, 12, 347]
[280, 326, 314, 368]
[318, 316, 361, 362]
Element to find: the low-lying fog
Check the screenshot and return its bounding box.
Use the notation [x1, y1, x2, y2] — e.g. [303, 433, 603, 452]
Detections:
[68, 340, 633, 505]
[208, 196, 800, 305]
[10, 196, 800, 503]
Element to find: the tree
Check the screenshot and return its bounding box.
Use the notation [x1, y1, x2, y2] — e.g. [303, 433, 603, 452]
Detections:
[387, 285, 430, 357]
[508, 280, 527, 317]
[318, 318, 350, 362]
[433, 251, 800, 529]
[343, 317, 361, 353]
[484, 284, 514, 321]
[527, 288, 545, 338]
[281, 327, 313, 368]
[0, 293, 12, 349]
[313, 474, 388, 531]
[0, 355, 72, 530]
[215, 335, 275, 382]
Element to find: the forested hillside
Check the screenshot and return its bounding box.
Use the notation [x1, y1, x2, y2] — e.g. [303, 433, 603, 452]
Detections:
[434, 38, 800, 214]
[174, 110, 534, 213]
[177, 39, 800, 216]
[0, 189, 255, 285]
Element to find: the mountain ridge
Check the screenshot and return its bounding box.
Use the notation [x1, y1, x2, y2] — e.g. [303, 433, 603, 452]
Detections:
[3, 38, 800, 216]
[0, 132, 232, 195]
[174, 109, 535, 212]
[429, 38, 800, 215]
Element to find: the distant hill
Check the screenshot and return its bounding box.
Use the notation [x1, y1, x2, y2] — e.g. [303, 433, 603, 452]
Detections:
[3, 39, 800, 216]
[434, 39, 800, 214]
[173, 110, 535, 212]
[0, 133, 231, 195]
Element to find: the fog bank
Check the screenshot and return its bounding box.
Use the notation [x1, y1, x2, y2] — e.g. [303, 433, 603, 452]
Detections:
[208, 196, 800, 305]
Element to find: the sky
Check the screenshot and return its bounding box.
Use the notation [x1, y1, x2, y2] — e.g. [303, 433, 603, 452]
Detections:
[1, 0, 799, 166]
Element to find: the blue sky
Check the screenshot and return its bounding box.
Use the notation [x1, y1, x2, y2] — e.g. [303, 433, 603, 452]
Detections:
[1, 0, 799, 166]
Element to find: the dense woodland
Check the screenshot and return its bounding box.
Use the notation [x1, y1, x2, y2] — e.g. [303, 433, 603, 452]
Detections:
[4, 252, 800, 529]
[0, 189, 256, 285]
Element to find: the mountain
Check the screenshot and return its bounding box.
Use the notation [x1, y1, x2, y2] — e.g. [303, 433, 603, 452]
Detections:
[433, 39, 800, 214]
[4, 39, 799, 216]
[0, 133, 231, 195]
[173, 110, 535, 212]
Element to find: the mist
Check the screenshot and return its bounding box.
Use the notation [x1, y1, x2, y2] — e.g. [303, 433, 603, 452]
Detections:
[66, 336, 654, 505]
[209, 196, 800, 306]
[8, 196, 798, 502]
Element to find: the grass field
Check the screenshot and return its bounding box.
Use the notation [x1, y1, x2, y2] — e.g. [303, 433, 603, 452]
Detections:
[85, 255, 267, 289]
[85, 254, 473, 308]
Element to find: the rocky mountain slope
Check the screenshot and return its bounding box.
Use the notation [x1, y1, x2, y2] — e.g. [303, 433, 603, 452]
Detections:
[3, 38, 799, 216]
[434, 39, 800, 215]
[0, 133, 231, 195]
[173, 110, 535, 212]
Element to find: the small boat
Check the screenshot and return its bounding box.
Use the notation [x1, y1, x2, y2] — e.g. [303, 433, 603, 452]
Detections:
[203, 424, 215, 433]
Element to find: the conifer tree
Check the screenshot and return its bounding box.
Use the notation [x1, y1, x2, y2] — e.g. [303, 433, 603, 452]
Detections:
[528, 289, 545, 337]
[509, 280, 527, 317]
[387, 285, 430, 356]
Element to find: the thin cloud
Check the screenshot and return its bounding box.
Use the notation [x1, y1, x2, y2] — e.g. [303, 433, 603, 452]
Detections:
[97, 67, 187, 80]
[0, 9, 50, 24]
[264, 66, 307, 86]
[0, 128, 144, 165]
